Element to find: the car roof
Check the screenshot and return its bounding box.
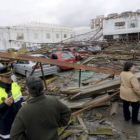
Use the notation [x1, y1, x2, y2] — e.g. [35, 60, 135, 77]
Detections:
[52, 51, 65, 55]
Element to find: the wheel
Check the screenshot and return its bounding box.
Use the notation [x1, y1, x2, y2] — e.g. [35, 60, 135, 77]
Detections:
[57, 67, 61, 73]
[25, 71, 30, 78]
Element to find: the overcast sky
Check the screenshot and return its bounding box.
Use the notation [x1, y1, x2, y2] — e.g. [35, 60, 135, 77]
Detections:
[0, 0, 139, 27]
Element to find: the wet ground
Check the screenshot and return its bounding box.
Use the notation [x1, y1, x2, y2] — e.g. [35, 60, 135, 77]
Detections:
[65, 105, 140, 140]
[88, 106, 140, 140]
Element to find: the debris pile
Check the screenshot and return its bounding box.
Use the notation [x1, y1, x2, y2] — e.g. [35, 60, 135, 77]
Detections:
[0, 40, 140, 139]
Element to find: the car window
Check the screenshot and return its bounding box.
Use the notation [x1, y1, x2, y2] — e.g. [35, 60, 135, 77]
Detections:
[61, 53, 71, 60]
[67, 52, 74, 58]
[63, 48, 70, 51]
[74, 48, 79, 51]
[52, 54, 58, 59]
[18, 60, 29, 64]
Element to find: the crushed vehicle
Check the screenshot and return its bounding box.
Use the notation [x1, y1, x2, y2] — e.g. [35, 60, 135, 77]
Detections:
[49, 51, 76, 72]
[13, 54, 58, 77]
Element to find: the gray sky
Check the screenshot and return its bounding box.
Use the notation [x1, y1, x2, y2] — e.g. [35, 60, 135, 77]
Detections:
[0, 0, 139, 27]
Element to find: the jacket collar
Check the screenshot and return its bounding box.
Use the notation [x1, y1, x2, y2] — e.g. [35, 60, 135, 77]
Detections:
[27, 94, 46, 104]
[123, 71, 134, 74]
[128, 71, 134, 74]
[0, 80, 12, 90]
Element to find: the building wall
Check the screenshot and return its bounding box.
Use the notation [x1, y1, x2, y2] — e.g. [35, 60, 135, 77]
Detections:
[107, 13, 118, 18]
[103, 16, 140, 36]
[91, 15, 104, 29]
[0, 24, 74, 50]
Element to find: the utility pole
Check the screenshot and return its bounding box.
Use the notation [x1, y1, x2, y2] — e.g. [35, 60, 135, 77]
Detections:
[27, 27, 30, 43]
[42, 29, 44, 43]
[7, 27, 11, 48]
[4, 38, 6, 49]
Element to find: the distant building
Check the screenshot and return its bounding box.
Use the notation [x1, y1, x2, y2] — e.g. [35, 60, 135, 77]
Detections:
[120, 11, 140, 18]
[107, 13, 118, 19]
[91, 9, 140, 31]
[0, 23, 74, 50]
[136, 9, 140, 13]
[103, 15, 140, 40]
[102, 10, 140, 40]
[91, 15, 104, 29]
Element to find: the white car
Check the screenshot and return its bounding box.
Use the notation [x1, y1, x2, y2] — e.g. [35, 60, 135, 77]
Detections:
[13, 54, 58, 77]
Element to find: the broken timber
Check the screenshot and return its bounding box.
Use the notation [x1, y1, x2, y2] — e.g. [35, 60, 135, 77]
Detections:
[60, 94, 110, 109]
[70, 79, 119, 100]
[0, 52, 121, 75]
[77, 115, 89, 134]
[71, 91, 119, 116]
[62, 72, 140, 100]
[81, 50, 140, 56]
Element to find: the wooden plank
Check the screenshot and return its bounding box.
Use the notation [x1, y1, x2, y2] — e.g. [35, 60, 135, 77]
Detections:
[70, 72, 140, 100]
[74, 50, 140, 56]
[60, 98, 91, 109]
[77, 115, 89, 134]
[110, 102, 119, 116]
[90, 50, 140, 56]
[71, 91, 119, 116]
[0, 52, 121, 75]
[60, 94, 110, 109]
[70, 79, 119, 100]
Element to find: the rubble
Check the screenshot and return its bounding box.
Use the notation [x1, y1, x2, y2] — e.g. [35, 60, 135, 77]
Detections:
[1, 41, 140, 139]
[110, 102, 119, 116]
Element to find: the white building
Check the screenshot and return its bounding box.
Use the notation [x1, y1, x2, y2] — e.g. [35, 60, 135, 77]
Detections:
[0, 23, 74, 50]
[103, 11, 140, 40]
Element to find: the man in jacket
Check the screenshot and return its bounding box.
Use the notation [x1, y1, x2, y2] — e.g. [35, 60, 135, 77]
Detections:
[10, 76, 71, 140]
[0, 66, 23, 140]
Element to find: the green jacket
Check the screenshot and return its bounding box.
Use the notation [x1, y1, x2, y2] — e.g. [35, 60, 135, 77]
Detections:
[10, 95, 71, 140]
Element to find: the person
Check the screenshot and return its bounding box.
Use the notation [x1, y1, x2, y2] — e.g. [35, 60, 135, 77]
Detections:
[10, 76, 71, 140]
[120, 62, 140, 124]
[0, 66, 23, 140]
[8, 62, 18, 83]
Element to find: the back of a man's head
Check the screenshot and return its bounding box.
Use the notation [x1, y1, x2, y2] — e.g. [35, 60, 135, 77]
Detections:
[26, 76, 44, 97]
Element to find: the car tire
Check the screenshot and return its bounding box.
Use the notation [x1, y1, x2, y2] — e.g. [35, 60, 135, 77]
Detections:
[57, 67, 61, 73]
[25, 71, 30, 78]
